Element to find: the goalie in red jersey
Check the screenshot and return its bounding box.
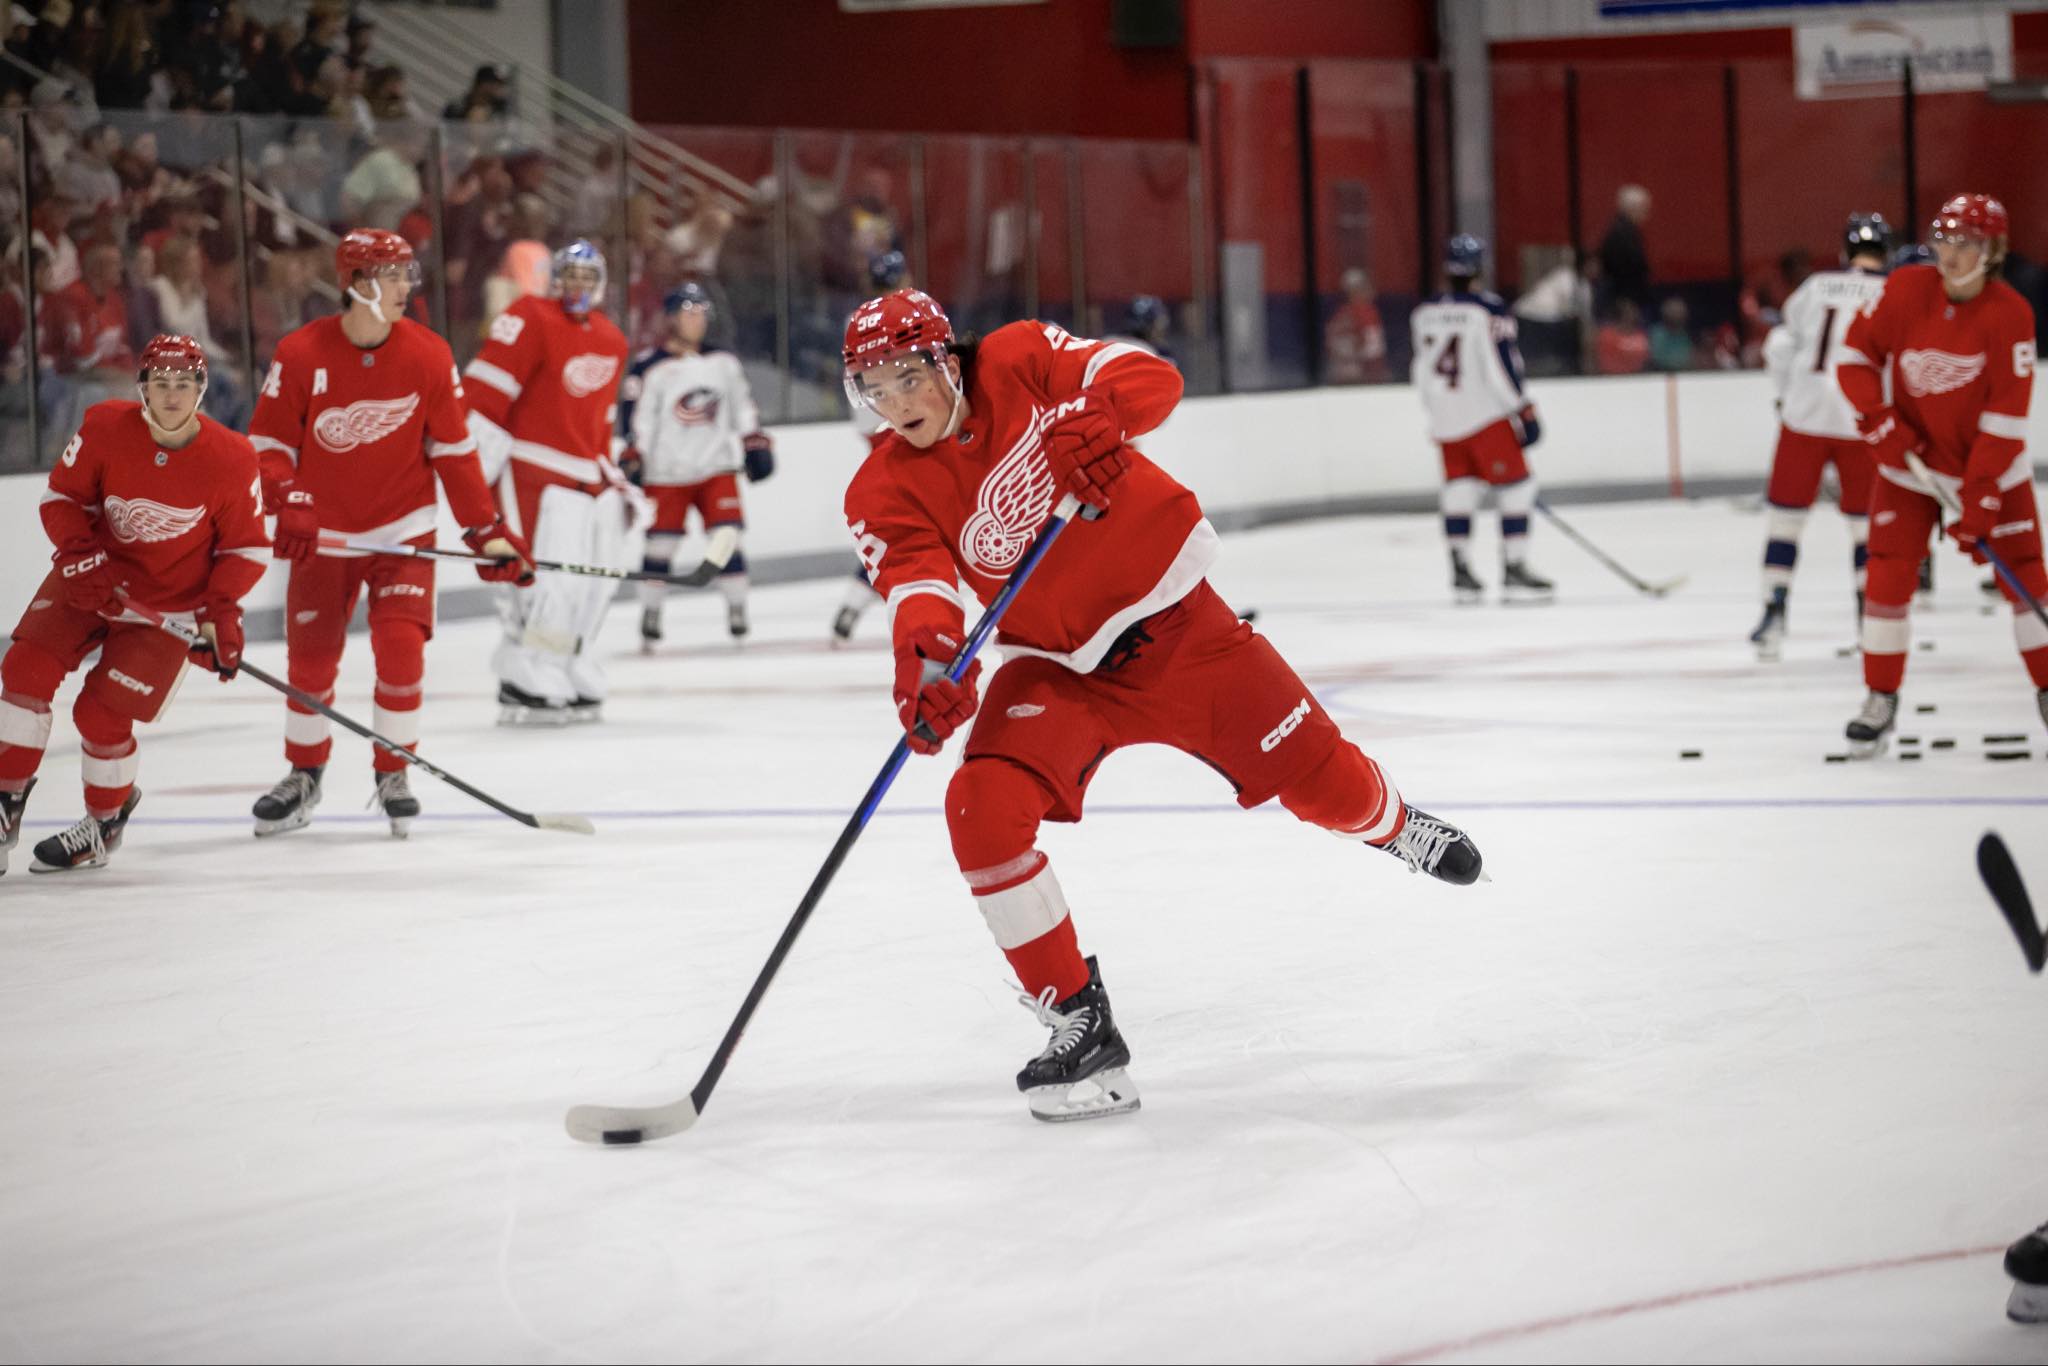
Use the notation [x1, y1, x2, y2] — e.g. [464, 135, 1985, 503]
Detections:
[1835, 194, 2045, 755]
[0, 336, 269, 874]
[841, 289, 1485, 1122]
[246, 229, 534, 837]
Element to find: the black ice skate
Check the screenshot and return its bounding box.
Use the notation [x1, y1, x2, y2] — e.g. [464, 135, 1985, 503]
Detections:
[371, 768, 419, 839]
[569, 696, 604, 724]
[639, 606, 663, 654]
[1916, 553, 1935, 608]
[2006, 1219, 2048, 1322]
[1450, 552, 1485, 606]
[1015, 955, 1140, 1122]
[253, 765, 323, 837]
[0, 777, 34, 877]
[830, 604, 860, 646]
[1377, 805, 1485, 885]
[1501, 559, 1556, 605]
[1750, 588, 1788, 662]
[727, 599, 749, 641]
[497, 681, 573, 728]
[30, 788, 140, 873]
[1844, 689, 1898, 758]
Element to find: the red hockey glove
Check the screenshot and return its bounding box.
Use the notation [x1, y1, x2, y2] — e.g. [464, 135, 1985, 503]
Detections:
[1512, 403, 1542, 448]
[1946, 478, 2002, 564]
[463, 519, 536, 586]
[190, 597, 244, 681]
[1043, 388, 1128, 511]
[742, 433, 775, 483]
[54, 541, 120, 615]
[617, 447, 644, 486]
[272, 487, 319, 561]
[893, 622, 981, 755]
[1856, 407, 1920, 474]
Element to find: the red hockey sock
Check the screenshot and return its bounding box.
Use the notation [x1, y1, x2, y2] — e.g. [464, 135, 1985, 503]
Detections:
[74, 692, 137, 819]
[1276, 740, 1407, 846]
[0, 643, 63, 790]
[1861, 598, 1910, 693]
[1003, 913, 1089, 1004]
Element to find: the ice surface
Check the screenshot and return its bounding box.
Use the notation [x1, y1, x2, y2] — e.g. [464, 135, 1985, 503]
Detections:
[3, 497, 2047, 1363]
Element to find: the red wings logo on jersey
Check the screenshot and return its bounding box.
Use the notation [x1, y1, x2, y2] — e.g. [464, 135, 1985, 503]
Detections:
[563, 353, 620, 398]
[103, 494, 207, 544]
[312, 393, 421, 452]
[1899, 348, 1987, 397]
[960, 407, 1057, 572]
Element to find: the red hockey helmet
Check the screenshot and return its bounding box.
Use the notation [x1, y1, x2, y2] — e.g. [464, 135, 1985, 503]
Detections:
[843, 288, 955, 410]
[335, 227, 421, 300]
[137, 333, 207, 385]
[1930, 193, 2009, 266]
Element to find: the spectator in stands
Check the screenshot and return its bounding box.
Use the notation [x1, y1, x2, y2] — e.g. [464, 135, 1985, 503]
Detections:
[339, 121, 424, 231]
[29, 192, 80, 292]
[1595, 298, 1650, 375]
[145, 231, 245, 422]
[251, 244, 323, 362]
[344, 10, 376, 73]
[168, 1, 245, 112]
[1648, 297, 1694, 372]
[1512, 246, 1594, 376]
[1323, 267, 1387, 384]
[824, 167, 901, 295]
[291, 5, 344, 87]
[1597, 183, 1652, 322]
[96, 3, 164, 111]
[28, 77, 80, 169]
[0, 129, 21, 232]
[47, 3, 107, 107]
[443, 63, 509, 121]
[47, 240, 137, 382]
[54, 122, 122, 218]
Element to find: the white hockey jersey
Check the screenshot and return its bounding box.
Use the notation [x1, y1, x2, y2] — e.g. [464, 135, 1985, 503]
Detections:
[1408, 291, 1528, 441]
[628, 349, 763, 486]
[1762, 266, 1889, 439]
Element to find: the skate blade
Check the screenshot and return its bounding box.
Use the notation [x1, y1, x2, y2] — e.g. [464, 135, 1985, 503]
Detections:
[1501, 586, 1556, 606]
[388, 817, 414, 840]
[2008, 1281, 2048, 1323]
[28, 854, 108, 873]
[1453, 590, 1484, 607]
[1845, 734, 1891, 760]
[498, 706, 576, 728]
[253, 808, 315, 838]
[1026, 1067, 1141, 1122]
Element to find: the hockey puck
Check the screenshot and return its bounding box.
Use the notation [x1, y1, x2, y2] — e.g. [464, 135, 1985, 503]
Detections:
[1915, 704, 1937, 714]
[1987, 750, 2033, 762]
[1932, 738, 1958, 750]
[1985, 734, 2028, 744]
[1824, 753, 1850, 763]
[1679, 749, 1702, 760]
[1918, 641, 1936, 652]
[1898, 735, 1921, 745]
[600, 1129, 646, 1145]
[1835, 645, 1857, 658]
[1899, 751, 1923, 761]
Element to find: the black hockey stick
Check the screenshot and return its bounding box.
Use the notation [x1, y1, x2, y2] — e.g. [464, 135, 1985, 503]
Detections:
[566, 493, 1087, 1144]
[1903, 452, 2048, 637]
[124, 595, 594, 835]
[318, 535, 731, 588]
[1980, 832, 2044, 973]
[1534, 500, 1686, 597]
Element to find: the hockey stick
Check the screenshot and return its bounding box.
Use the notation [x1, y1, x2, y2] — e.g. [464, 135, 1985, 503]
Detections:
[1533, 500, 1687, 597]
[316, 535, 729, 589]
[1980, 832, 2043, 973]
[566, 493, 1087, 1144]
[120, 594, 595, 836]
[1902, 452, 2048, 636]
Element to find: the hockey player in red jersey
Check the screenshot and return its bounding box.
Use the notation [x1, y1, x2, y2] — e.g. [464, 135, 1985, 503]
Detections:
[0, 336, 269, 873]
[841, 289, 1484, 1121]
[247, 229, 533, 836]
[462, 239, 635, 724]
[1835, 194, 2045, 755]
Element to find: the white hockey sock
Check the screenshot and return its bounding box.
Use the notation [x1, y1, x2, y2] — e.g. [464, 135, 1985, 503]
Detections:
[717, 572, 749, 607]
[1442, 477, 1484, 554]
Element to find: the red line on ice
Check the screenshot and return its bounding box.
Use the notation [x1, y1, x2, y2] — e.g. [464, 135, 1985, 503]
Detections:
[1375, 1242, 2007, 1364]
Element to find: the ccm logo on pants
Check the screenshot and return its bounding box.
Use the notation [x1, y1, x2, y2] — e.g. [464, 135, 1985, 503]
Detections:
[108, 668, 155, 697]
[1261, 697, 1312, 753]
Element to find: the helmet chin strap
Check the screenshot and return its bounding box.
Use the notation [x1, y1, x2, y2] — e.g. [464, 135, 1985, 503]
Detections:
[137, 381, 205, 443]
[348, 276, 383, 310]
